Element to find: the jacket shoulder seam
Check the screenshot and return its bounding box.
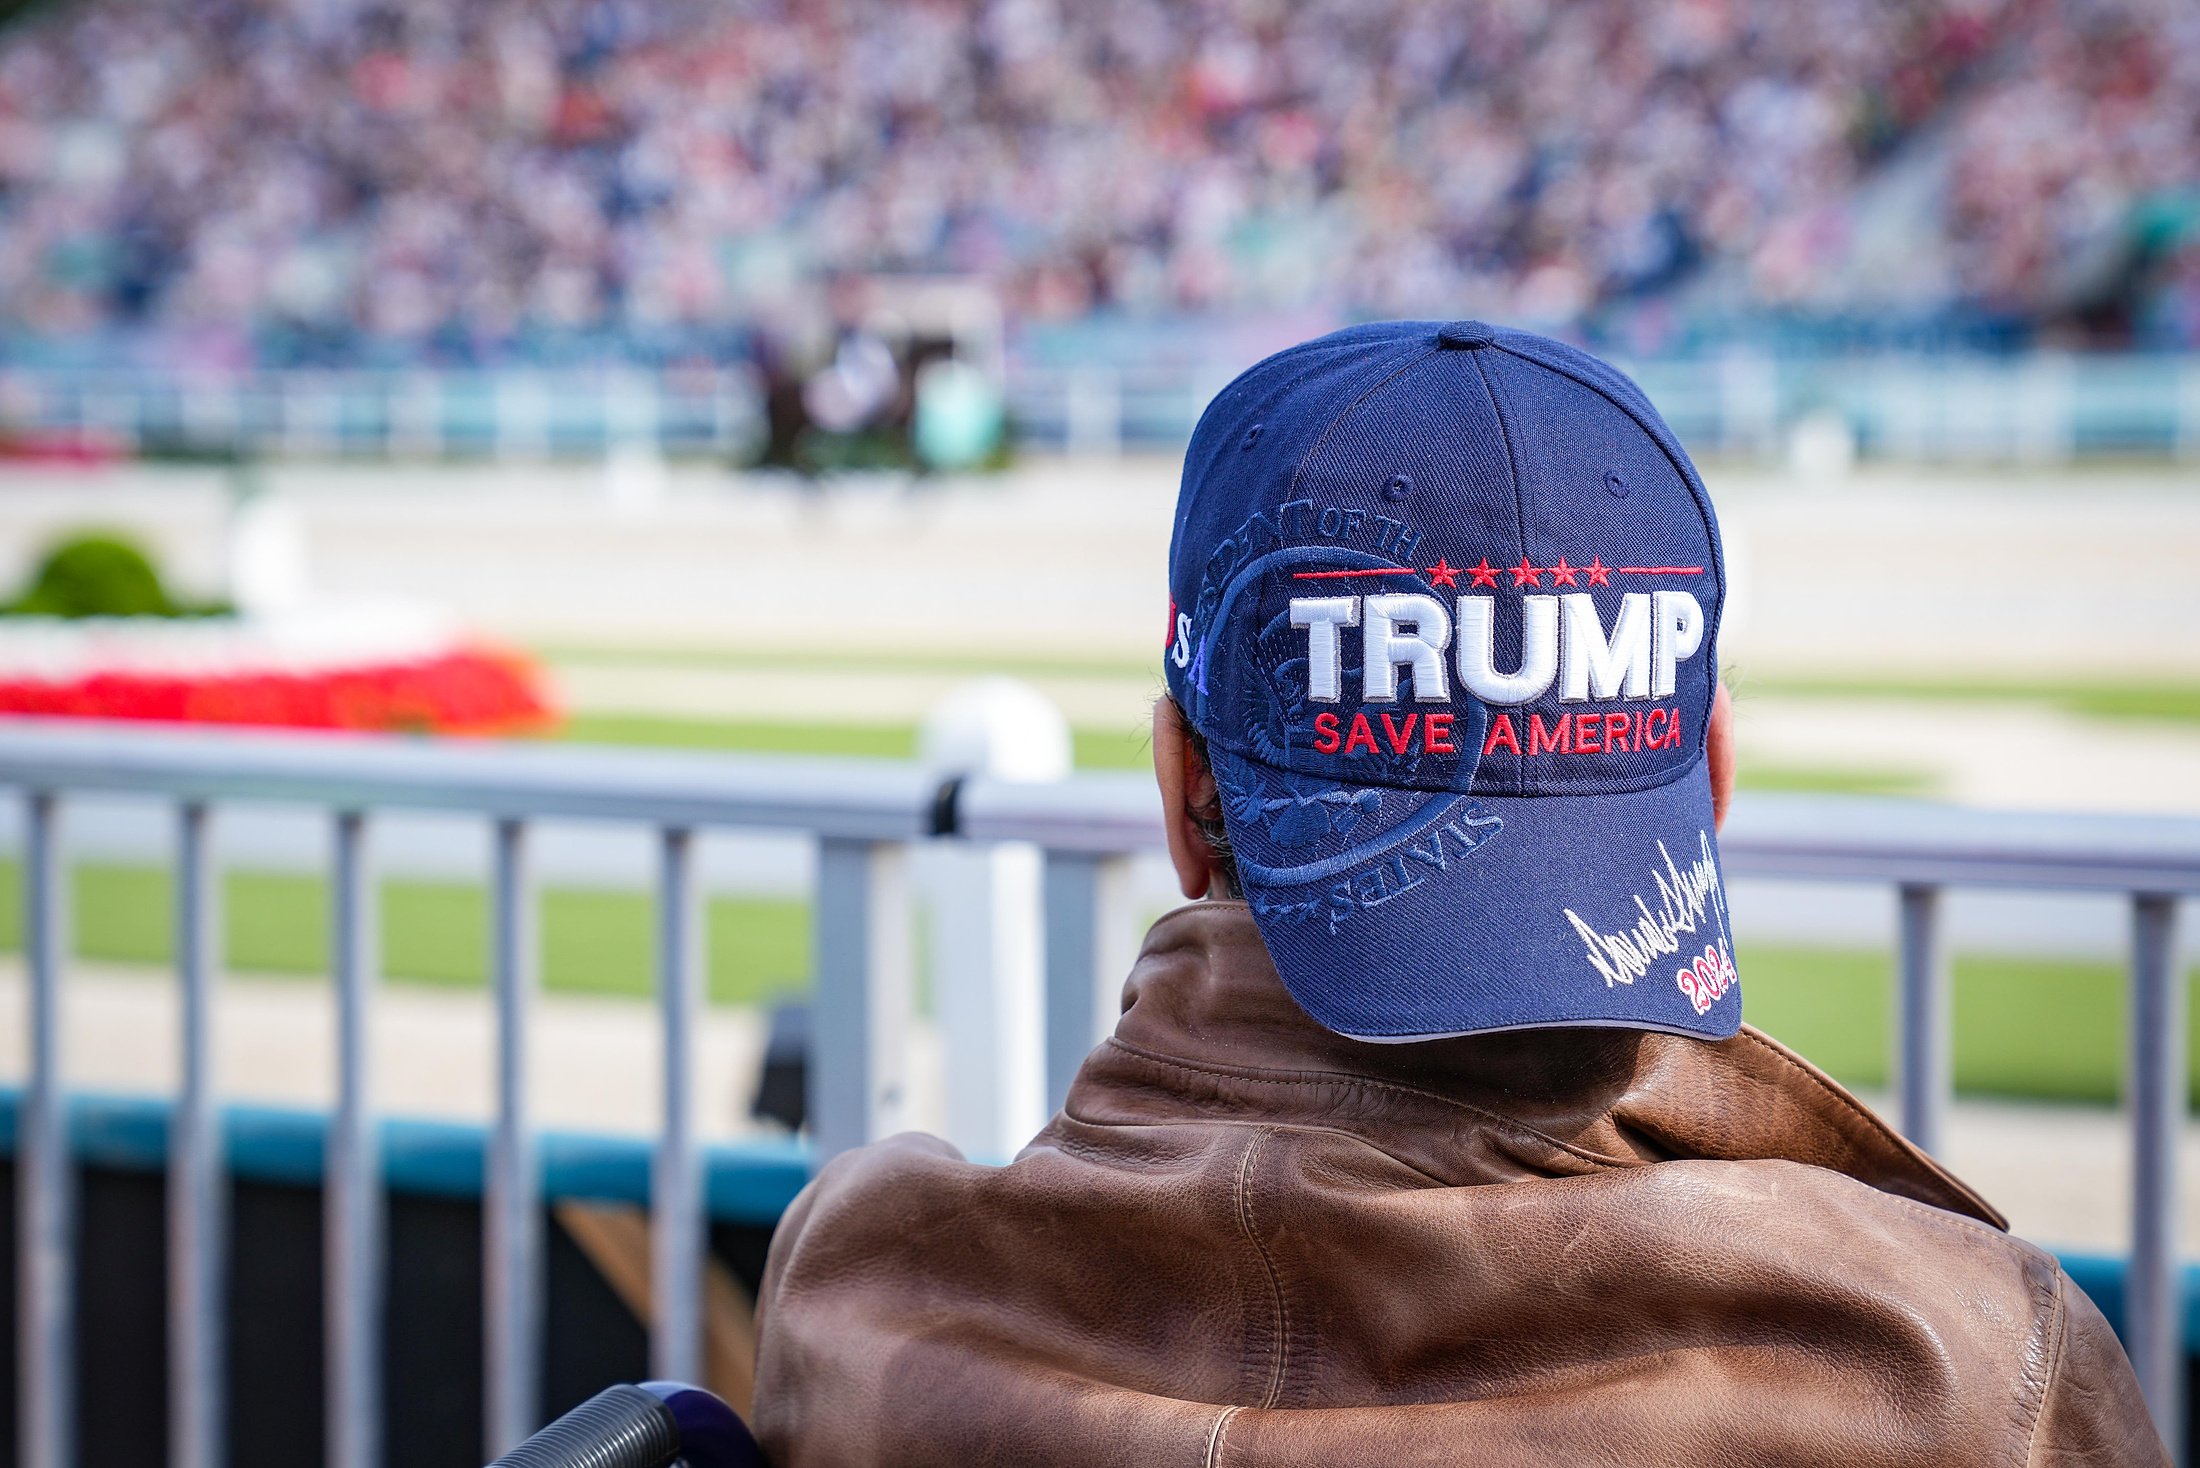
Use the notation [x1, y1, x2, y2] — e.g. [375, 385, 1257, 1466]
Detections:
[1051, 1111, 1458, 1190]
[1203, 1404, 1243, 1468]
[1101, 1037, 1633, 1171]
[2017, 1262, 2070, 1468]
[1232, 1128, 1292, 1409]
[1734, 1027, 2000, 1222]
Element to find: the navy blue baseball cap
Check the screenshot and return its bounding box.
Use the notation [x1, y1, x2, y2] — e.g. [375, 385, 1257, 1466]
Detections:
[1163, 320, 1740, 1042]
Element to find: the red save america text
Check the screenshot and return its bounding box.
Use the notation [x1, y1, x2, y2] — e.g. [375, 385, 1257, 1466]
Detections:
[1309, 706, 1683, 758]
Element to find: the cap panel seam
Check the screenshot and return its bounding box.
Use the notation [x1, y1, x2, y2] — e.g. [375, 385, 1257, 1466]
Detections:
[1491, 338, 1728, 735]
[1285, 346, 1444, 504]
[1468, 350, 1530, 796]
[1173, 340, 1403, 592]
[1469, 351, 1531, 558]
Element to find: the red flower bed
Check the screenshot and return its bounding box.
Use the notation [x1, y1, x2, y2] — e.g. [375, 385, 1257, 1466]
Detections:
[0, 647, 553, 735]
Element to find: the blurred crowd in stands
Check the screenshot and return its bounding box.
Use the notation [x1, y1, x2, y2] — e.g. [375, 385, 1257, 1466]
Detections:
[0, 0, 2191, 368]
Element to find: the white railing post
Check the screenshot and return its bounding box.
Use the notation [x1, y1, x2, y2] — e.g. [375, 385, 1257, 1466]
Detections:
[652, 826, 702, 1385]
[484, 817, 539, 1456]
[20, 791, 70, 1468]
[1065, 367, 1122, 457]
[2129, 892, 2186, 1456]
[171, 802, 224, 1468]
[327, 811, 381, 1468]
[810, 839, 911, 1164]
[1895, 883, 1951, 1154]
[921, 681, 1070, 1160]
[1042, 851, 1136, 1113]
[2178, 358, 2200, 462]
[1717, 346, 1779, 460]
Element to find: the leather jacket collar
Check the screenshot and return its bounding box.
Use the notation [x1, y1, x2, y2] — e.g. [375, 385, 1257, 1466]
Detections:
[1068, 900, 2004, 1228]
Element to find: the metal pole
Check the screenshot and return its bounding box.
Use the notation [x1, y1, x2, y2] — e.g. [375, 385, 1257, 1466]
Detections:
[2129, 891, 2185, 1455]
[484, 818, 539, 1457]
[1895, 883, 1951, 1155]
[327, 812, 381, 1468]
[651, 827, 701, 1384]
[1042, 852, 1135, 1115]
[20, 791, 70, 1468]
[811, 839, 911, 1164]
[171, 802, 224, 1468]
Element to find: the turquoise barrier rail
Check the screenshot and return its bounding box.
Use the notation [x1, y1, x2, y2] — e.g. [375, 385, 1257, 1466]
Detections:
[3, 1085, 2195, 1360]
[0, 1087, 811, 1228]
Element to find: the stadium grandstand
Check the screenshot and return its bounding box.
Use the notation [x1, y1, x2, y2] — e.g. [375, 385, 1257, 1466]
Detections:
[0, 0, 2189, 374]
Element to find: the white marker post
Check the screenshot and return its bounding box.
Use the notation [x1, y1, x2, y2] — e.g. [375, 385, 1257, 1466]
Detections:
[920, 678, 1071, 1161]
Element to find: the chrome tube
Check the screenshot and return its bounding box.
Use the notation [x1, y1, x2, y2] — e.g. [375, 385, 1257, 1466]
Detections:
[1895, 882, 1951, 1155]
[170, 802, 224, 1468]
[2128, 891, 2185, 1456]
[651, 827, 701, 1384]
[485, 817, 540, 1457]
[327, 811, 382, 1468]
[20, 791, 70, 1468]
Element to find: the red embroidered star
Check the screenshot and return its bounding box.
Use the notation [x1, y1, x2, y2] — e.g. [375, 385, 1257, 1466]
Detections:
[1548, 557, 1580, 586]
[1584, 556, 1612, 586]
[1424, 557, 1461, 589]
[1466, 558, 1500, 588]
[1509, 555, 1542, 588]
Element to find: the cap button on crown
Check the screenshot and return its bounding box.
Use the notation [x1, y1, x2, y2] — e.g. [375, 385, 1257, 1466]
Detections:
[1438, 320, 1497, 349]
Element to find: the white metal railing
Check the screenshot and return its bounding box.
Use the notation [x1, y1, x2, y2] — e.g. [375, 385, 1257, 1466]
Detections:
[0, 367, 764, 463]
[0, 720, 939, 1468]
[0, 721, 2195, 1464]
[5, 353, 2200, 468]
[1012, 352, 2200, 462]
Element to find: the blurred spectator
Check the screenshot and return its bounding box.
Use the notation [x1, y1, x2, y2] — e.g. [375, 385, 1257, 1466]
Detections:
[0, 0, 2189, 365]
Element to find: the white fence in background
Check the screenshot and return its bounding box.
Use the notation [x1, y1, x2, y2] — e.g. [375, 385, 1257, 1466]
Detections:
[1016, 351, 2200, 463]
[2, 353, 2198, 467]
[0, 721, 2195, 1465]
[0, 367, 766, 464]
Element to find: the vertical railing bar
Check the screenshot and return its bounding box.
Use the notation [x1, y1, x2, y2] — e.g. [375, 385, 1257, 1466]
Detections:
[328, 811, 381, 1468]
[2129, 891, 2185, 1457]
[171, 802, 224, 1468]
[1895, 882, 1951, 1155]
[484, 817, 539, 1457]
[20, 791, 70, 1468]
[1042, 852, 1100, 1117]
[811, 839, 910, 1166]
[651, 827, 702, 1384]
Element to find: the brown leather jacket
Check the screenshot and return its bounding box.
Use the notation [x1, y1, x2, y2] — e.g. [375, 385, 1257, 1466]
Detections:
[755, 902, 2166, 1466]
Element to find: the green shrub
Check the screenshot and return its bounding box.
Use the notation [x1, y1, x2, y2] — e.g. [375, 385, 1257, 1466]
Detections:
[8, 532, 225, 617]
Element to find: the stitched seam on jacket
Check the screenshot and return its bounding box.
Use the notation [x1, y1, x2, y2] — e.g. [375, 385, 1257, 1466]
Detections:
[1734, 1028, 1989, 1218]
[1203, 1405, 1242, 1468]
[1233, 1128, 1292, 1409]
[1100, 1037, 1632, 1171]
[1048, 1114, 1456, 1189]
[2017, 1263, 2070, 1468]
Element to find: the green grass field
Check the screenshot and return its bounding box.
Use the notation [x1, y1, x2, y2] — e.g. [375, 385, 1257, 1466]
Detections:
[0, 861, 811, 1008]
[557, 713, 1154, 770]
[6, 858, 2190, 1106]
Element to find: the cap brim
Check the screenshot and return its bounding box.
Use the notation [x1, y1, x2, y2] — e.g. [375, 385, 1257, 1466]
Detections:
[1213, 747, 1741, 1041]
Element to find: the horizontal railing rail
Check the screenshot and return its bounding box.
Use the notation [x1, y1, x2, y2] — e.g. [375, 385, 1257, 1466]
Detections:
[0, 719, 936, 837]
[0, 719, 2190, 1463]
[1720, 793, 2200, 892]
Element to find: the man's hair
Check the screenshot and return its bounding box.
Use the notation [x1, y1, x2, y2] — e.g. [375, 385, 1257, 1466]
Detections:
[1168, 696, 1243, 900]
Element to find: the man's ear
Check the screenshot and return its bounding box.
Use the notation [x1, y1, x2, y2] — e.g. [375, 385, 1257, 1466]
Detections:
[1153, 698, 1222, 899]
[1708, 682, 1735, 832]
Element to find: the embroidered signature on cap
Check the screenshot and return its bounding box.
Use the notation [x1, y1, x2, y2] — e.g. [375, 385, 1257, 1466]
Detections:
[1561, 831, 1737, 1012]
